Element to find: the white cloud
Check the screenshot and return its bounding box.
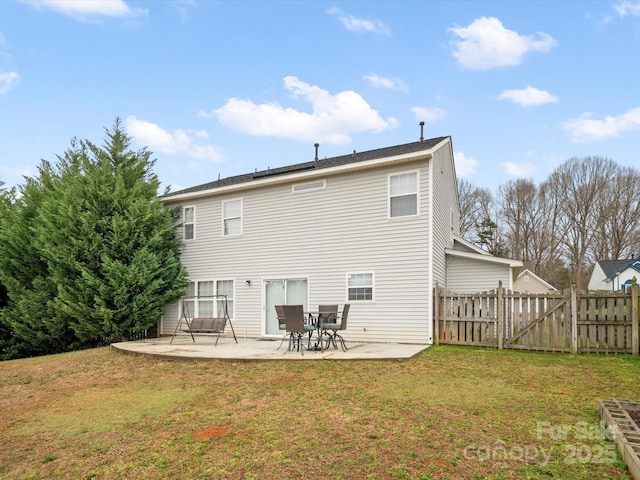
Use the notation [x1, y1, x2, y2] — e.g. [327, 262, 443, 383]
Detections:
[498, 85, 559, 107]
[21, 0, 147, 21]
[0, 71, 19, 94]
[171, 0, 196, 22]
[448, 17, 557, 70]
[614, 1, 640, 17]
[0, 164, 35, 178]
[213, 76, 397, 144]
[502, 162, 537, 177]
[326, 7, 391, 36]
[454, 151, 479, 177]
[125, 116, 224, 163]
[363, 73, 408, 92]
[562, 107, 640, 143]
[410, 106, 446, 123]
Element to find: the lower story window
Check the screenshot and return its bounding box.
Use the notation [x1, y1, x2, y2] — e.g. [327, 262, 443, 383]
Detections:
[184, 280, 235, 318]
[347, 273, 373, 301]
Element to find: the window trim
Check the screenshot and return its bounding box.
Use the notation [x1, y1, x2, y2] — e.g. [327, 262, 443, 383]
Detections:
[292, 179, 326, 193]
[388, 170, 419, 218]
[346, 272, 375, 302]
[183, 279, 235, 319]
[222, 198, 243, 237]
[183, 205, 196, 240]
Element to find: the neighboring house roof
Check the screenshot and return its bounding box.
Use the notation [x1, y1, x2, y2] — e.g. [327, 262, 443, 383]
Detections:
[588, 258, 640, 290]
[161, 136, 449, 200]
[515, 268, 557, 291]
[597, 259, 637, 279]
[446, 235, 522, 268]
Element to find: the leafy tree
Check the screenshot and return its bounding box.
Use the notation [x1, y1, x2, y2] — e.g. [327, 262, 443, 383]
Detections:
[475, 216, 508, 257]
[0, 119, 187, 357]
[0, 180, 13, 355]
[0, 173, 73, 358]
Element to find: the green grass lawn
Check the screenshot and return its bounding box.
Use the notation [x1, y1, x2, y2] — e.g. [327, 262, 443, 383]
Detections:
[0, 345, 638, 479]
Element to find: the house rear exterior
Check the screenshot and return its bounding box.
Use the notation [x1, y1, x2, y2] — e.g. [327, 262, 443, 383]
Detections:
[159, 134, 516, 344]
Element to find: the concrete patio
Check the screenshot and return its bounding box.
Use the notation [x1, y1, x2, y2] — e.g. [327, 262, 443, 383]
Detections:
[111, 335, 429, 361]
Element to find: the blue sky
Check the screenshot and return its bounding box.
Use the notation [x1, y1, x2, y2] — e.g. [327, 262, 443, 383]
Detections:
[1, 0, 639, 193]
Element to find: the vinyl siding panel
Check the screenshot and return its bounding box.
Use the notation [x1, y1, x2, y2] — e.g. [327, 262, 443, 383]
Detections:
[587, 263, 608, 290]
[162, 154, 442, 344]
[446, 256, 511, 292]
[430, 142, 458, 286]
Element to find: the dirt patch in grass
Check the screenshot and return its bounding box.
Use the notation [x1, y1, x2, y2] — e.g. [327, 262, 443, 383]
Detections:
[1, 346, 638, 479]
[194, 426, 231, 439]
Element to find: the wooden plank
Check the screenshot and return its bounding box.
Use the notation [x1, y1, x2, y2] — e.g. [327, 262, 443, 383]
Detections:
[497, 281, 503, 350]
[615, 296, 625, 349]
[571, 285, 578, 354]
[433, 284, 440, 346]
[632, 280, 639, 356]
[506, 299, 567, 345]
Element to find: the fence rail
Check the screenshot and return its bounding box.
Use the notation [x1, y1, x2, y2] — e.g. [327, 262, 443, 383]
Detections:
[433, 280, 639, 355]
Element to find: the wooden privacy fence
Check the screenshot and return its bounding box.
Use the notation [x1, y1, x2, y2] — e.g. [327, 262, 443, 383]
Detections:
[433, 280, 639, 355]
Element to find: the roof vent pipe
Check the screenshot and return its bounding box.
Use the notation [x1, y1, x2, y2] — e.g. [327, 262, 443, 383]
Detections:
[419, 121, 425, 142]
[314, 143, 319, 161]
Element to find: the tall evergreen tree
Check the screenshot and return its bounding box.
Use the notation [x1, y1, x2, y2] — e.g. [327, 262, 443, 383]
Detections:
[34, 119, 187, 344]
[0, 119, 186, 357]
[0, 172, 75, 358]
[0, 180, 13, 356]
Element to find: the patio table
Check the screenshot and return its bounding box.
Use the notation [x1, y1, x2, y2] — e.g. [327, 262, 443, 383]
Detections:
[304, 311, 323, 350]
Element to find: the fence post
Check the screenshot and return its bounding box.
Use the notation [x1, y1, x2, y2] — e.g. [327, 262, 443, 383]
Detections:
[570, 283, 578, 355]
[434, 282, 440, 346]
[632, 278, 638, 356]
[497, 280, 503, 350]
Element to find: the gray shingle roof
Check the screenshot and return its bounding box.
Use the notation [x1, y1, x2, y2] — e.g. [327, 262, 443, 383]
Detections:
[598, 259, 636, 278]
[161, 136, 448, 198]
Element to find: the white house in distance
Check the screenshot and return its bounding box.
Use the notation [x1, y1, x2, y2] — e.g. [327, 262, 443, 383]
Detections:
[513, 268, 557, 294]
[159, 132, 521, 345]
[588, 258, 640, 291]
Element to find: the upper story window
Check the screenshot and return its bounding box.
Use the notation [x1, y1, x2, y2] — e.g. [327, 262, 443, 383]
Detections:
[223, 199, 242, 236]
[183, 206, 195, 240]
[389, 171, 418, 217]
[292, 180, 326, 193]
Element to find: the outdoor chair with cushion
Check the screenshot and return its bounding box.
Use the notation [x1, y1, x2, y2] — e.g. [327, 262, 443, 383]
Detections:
[320, 303, 350, 351]
[275, 305, 287, 349]
[282, 305, 309, 356]
[317, 304, 338, 351]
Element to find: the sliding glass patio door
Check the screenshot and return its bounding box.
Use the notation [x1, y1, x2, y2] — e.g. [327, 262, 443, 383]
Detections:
[264, 279, 308, 335]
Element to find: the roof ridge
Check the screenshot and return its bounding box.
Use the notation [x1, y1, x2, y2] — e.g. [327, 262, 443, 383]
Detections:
[161, 135, 449, 198]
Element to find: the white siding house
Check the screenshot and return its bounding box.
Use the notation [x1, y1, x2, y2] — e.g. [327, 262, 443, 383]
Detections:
[159, 135, 518, 345]
[512, 268, 557, 294]
[588, 258, 640, 291]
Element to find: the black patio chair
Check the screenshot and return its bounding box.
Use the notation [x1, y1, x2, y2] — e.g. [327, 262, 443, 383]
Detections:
[282, 305, 308, 356]
[318, 304, 338, 351]
[320, 304, 350, 351]
[275, 305, 287, 349]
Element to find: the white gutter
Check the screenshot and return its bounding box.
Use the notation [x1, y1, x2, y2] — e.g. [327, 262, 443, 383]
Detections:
[445, 248, 523, 267]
